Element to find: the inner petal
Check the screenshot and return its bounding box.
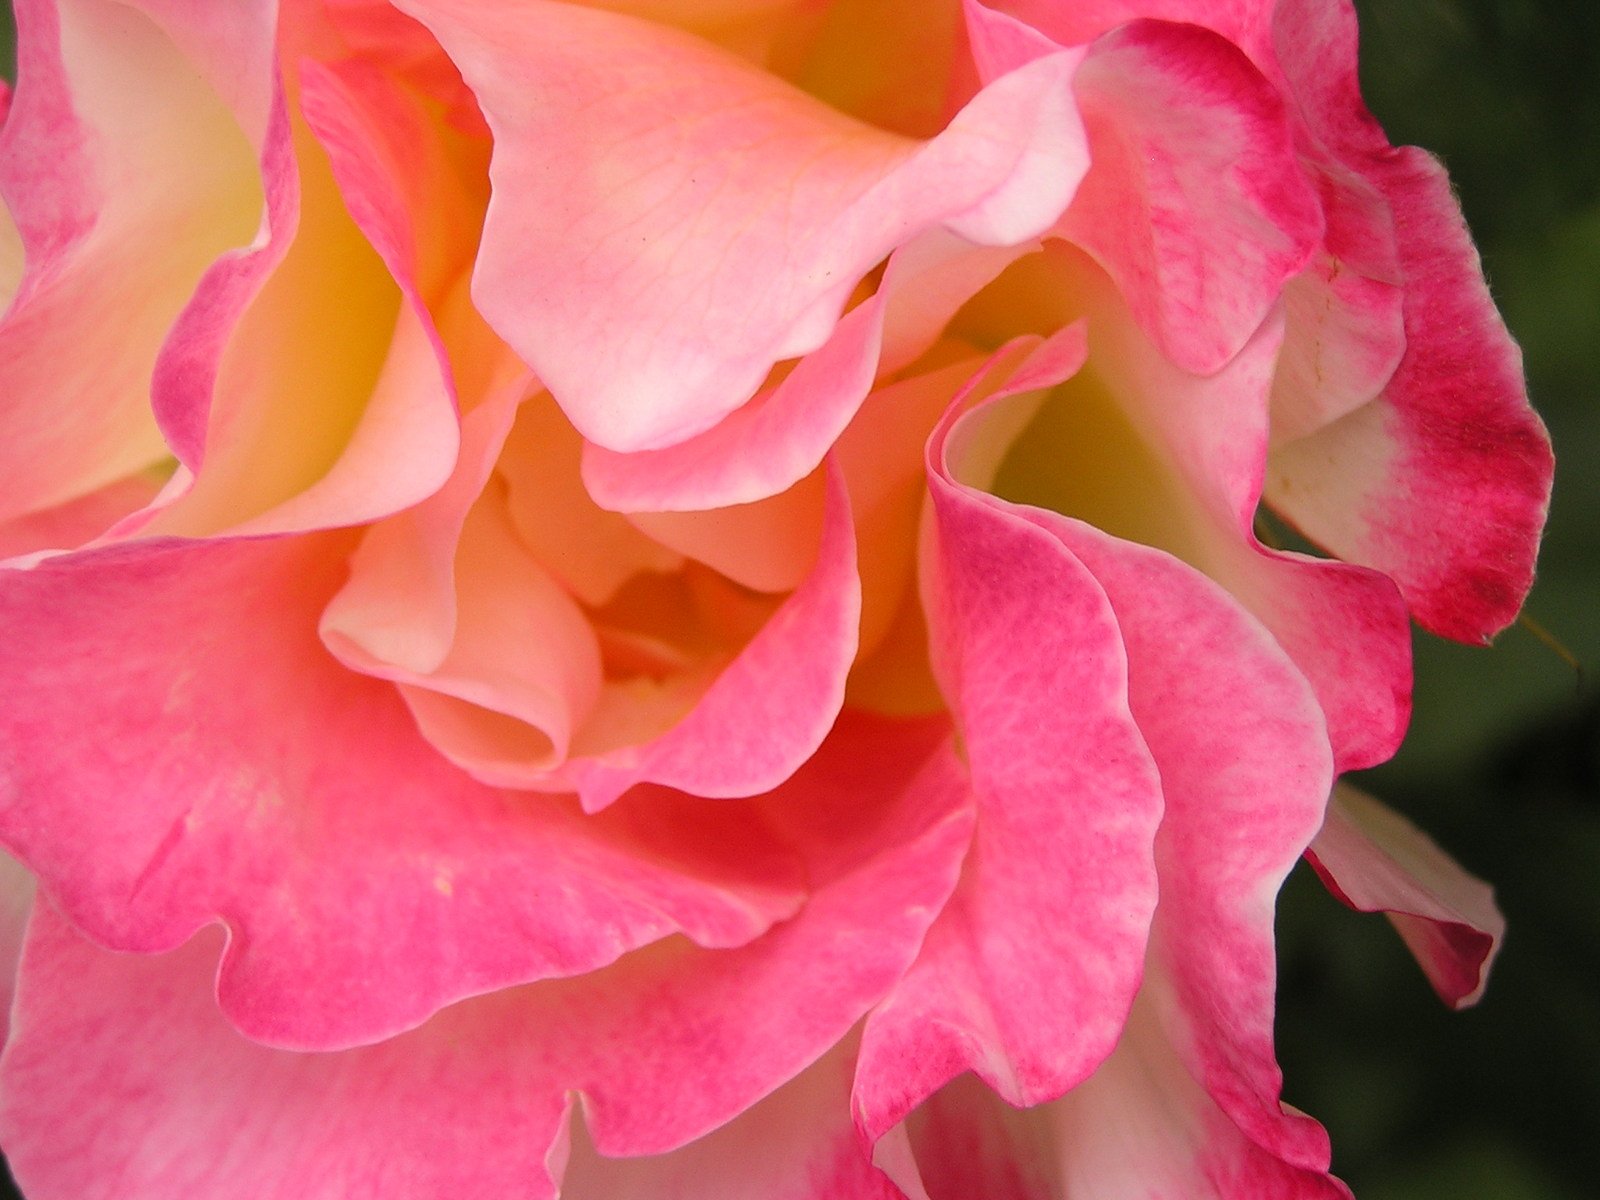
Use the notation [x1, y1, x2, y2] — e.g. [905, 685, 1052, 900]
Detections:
[150, 109, 402, 535]
[991, 365, 1204, 568]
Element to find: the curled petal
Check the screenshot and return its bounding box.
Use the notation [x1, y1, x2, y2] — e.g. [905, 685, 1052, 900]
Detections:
[152, 34, 476, 538]
[561, 1039, 896, 1200]
[0, 536, 823, 1050]
[1046, 518, 1334, 1175]
[581, 231, 1031, 513]
[1055, 17, 1323, 373]
[1264, 147, 1553, 642]
[401, 0, 1088, 452]
[557, 460, 862, 810]
[856, 332, 1165, 1124]
[1062, 255, 1412, 772]
[1261, 0, 1552, 642]
[1308, 782, 1504, 1009]
[870, 541, 1338, 1198]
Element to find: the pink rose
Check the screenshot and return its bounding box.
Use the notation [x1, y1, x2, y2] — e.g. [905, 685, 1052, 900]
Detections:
[0, 1, 1551, 1197]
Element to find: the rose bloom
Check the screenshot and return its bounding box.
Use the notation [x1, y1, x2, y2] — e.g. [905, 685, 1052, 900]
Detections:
[0, 0, 1552, 1197]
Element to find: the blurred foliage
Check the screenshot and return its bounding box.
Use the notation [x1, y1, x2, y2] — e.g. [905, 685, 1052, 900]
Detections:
[0, 2, 1595, 1199]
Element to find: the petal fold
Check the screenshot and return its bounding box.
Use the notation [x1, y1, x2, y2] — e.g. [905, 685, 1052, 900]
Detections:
[1057, 17, 1322, 373]
[0, 715, 972, 1198]
[0, 536, 814, 1050]
[1307, 782, 1504, 1008]
[401, 0, 1088, 452]
[856, 334, 1165, 1126]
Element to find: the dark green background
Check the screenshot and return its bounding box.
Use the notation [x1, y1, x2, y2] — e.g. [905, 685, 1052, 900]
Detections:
[0, 2, 1594, 1197]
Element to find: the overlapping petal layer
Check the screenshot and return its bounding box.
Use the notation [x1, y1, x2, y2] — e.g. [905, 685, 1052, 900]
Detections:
[0, 0, 1556, 1197]
[0, 716, 972, 1198]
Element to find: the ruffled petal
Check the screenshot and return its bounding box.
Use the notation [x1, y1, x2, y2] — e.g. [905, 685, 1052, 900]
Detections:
[400, 0, 1088, 452]
[321, 384, 526, 680]
[1307, 782, 1504, 1008]
[561, 1038, 898, 1200]
[1041, 517, 1334, 1176]
[556, 460, 861, 810]
[1261, 0, 1552, 642]
[1263, 146, 1553, 642]
[0, 715, 971, 1198]
[968, 4, 1322, 375]
[869, 417, 1340, 1196]
[855, 333, 1165, 1124]
[150, 25, 475, 537]
[1043, 253, 1412, 772]
[0, 535, 819, 1050]
[885, 996, 1347, 1200]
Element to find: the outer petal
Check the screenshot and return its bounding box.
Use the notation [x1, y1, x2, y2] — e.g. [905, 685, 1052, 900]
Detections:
[399, 0, 1088, 452]
[1059, 254, 1412, 772]
[995, 0, 1551, 642]
[887, 994, 1346, 1200]
[1063, 18, 1321, 373]
[0, 715, 972, 1199]
[1307, 782, 1504, 1009]
[1263, 144, 1553, 641]
[855, 333, 1166, 1125]
[970, 5, 1322, 374]
[1039, 516, 1334, 1177]
[0, 535, 819, 1050]
[1260, 0, 1552, 642]
[872, 455, 1340, 1198]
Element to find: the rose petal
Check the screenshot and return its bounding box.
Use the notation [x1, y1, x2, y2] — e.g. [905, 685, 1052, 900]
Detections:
[872, 450, 1339, 1197]
[500, 393, 685, 607]
[1263, 147, 1553, 642]
[0, 0, 266, 524]
[982, 0, 1272, 59]
[1267, 164, 1406, 444]
[966, 7, 1323, 375]
[1307, 782, 1504, 1009]
[1259, 0, 1552, 642]
[321, 380, 524, 677]
[150, 40, 470, 537]
[400, 0, 1088, 452]
[0, 535, 828, 1050]
[855, 334, 1165, 1124]
[557, 460, 862, 810]
[1050, 253, 1413, 772]
[561, 1039, 896, 1200]
[393, 491, 606, 777]
[886, 995, 1348, 1200]
[581, 231, 1031, 513]
[0, 715, 972, 1197]
[1040, 516, 1334, 1175]
[0, 473, 166, 561]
